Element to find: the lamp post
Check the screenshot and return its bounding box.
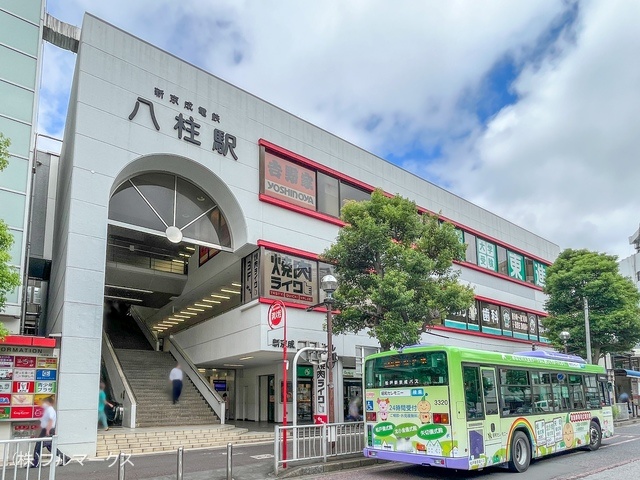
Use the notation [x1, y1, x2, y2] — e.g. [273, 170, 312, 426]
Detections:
[321, 274, 338, 424]
[583, 296, 592, 364]
[559, 331, 570, 354]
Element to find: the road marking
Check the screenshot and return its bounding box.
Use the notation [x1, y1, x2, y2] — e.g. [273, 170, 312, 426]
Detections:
[557, 457, 640, 479]
[251, 454, 274, 459]
[602, 437, 640, 447]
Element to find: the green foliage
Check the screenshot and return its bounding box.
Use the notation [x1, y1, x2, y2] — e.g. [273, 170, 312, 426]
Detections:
[0, 133, 9, 171]
[0, 133, 21, 328]
[543, 248, 640, 363]
[323, 189, 475, 350]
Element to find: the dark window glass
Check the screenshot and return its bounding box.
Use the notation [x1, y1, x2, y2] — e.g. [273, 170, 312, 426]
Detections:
[339, 181, 370, 209]
[482, 369, 499, 415]
[463, 366, 484, 419]
[465, 233, 477, 264]
[568, 374, 586, 409]
[584, 375, 601, 409]
[365, 352, 448, 389]
[532, 372, 553, 412]
[551, 373, 570, 411]
[497, 246, 508, 275]
[499, 369, 532, 415]
[525, 258, 535, 283]
[317, 172, 340, 217]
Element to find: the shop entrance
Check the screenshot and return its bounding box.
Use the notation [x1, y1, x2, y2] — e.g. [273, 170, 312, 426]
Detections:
[259, 375, 275, 422]
[344, 377, 363, 421]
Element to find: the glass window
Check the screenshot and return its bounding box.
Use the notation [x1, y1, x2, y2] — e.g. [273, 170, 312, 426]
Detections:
[568, 375, 586, 410]
[316, 172, 339, 217]
[0, 12, 40, 56]
[340, 181, 370, 208]
[0, 79, 34, 123]
[497, 246, 508, 275]
[464, 233, 477, 264]
[551, 373, 570, 411]
[0, 116, 30, 158]
[499, 369, 532, 415]
[584, 375, 601, 409]
[0, 46, 37, 88]
[525, 258, 535, 283]
[482, 369, 499, 415]
[365, 352, 448, 389]
[0, 190, 26, 228]
[454, 229, 466, 261]
[0, 156, 29, 193]
[0, 1, 43, 23]
[109, 181, 168, 231]
[133, 173, 176, 226]
[463, 366, 484, 419]
[532, 372, 553, 412]
[598, 379, 611, 406]
[7, 228, 23, 265]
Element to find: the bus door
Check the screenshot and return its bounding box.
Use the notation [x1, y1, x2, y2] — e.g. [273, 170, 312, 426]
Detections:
[480, 367, 503, 462]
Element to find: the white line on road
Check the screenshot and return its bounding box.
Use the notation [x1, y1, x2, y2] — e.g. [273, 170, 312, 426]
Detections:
[602, 436, 640, 447]
[251, 454, 274, 459]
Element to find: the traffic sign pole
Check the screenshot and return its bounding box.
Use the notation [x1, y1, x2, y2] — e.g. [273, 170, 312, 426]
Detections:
[268, 301, 288, 467]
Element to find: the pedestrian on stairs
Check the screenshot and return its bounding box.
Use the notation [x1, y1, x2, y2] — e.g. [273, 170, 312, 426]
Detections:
[170, 364, 183, 404]
[98, 382, 113, 431]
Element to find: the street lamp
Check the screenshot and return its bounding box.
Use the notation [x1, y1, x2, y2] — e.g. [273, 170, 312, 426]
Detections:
[559, 331, 570, 354]
[321, 274, 338, 424]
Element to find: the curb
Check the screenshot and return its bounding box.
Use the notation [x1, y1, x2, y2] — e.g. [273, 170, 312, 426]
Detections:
[277, 457, 387, 478]
[613, 418, 640, 428]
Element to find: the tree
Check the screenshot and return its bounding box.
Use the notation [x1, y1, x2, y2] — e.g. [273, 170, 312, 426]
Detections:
[323, 189, 475, 350]
[0, 133, 21, 335]
[543, 248, 640, 363]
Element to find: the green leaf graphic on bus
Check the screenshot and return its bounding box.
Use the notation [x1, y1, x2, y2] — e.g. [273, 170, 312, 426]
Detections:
[373, 422, 395, 437]
[393, 423, 418, 438]
[417, 424, 447, 441]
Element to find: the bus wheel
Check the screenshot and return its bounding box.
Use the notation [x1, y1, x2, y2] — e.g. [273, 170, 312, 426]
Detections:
[587, 421, 602, 451]
[508, 431, 531, 473]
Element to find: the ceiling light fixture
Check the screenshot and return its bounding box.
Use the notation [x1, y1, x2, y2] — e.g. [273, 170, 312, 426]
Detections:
[180, 311, 198, 316]
[239, 356, 254, 361]
[187, 307, 204, 312]
[231, 282, 241, 287]
[172, 259, 185, 264]
[104, 295, 143, 303]
[168, 318, 184, 322]
[194, 303, 213, 309]
[223, 364, 244, 368]
[105, 285, 153, 294]
[202, 299, 221, 304]
[220, 288, 241, 295]
[173, 314, 190, 319]
[185, 246, 196, 252]
[211, 294, 230, 300]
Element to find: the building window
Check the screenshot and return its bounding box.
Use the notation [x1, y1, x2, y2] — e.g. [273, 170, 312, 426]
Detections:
[316, 172, 340, 217]
[464, 233, 477, 264]
[525, 258, 535, 283]
[497, 246, 508, 275]
[340, 181, 370, 207]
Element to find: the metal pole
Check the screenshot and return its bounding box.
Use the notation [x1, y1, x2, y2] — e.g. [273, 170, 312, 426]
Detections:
[326, 305, 335, 424]
[226, 443, 233, 480]
[273, 425, 279, 476]
[282, 307, 288, 468]
[118, 452, 126, 480]
[49, 436, 58, 480]
[176, 446, 183, 480]
[584, 296, 592, 364]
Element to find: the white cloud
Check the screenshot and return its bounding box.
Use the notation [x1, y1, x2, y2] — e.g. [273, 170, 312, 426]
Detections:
[426, 0, 640, 259]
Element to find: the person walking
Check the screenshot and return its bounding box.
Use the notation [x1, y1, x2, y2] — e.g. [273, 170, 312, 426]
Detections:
[170, 364, 183, 404]
[223, 393, 230, 420]
[31, 397, 70, 468]
[98, 381, 113, 431]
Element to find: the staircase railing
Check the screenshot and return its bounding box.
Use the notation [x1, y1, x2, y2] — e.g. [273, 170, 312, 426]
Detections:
[167, 336, 226, 423]
[129, 306, 160, 351]
[102, 332, 137, 428]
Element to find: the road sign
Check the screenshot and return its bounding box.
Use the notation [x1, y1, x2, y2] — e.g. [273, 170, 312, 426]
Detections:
[268, 301, 286, 330]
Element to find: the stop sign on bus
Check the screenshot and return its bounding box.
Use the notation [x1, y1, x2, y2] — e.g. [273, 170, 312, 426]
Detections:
[268, 301, 286, 329]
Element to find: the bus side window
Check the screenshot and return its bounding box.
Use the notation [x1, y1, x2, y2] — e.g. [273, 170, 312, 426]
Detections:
[463, 366, 484, 420]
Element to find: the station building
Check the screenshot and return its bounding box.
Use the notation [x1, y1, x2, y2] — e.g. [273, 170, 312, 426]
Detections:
[1, 12, 561, 455]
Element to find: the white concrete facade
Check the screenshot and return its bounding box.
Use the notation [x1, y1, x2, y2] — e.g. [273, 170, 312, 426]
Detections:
[48, 14, 560, 455]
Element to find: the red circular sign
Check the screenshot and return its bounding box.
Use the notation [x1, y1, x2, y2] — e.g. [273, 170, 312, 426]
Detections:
[268, 301, 286, 330]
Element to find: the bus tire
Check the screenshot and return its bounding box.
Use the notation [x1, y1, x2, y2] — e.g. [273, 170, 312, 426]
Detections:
[587, 420, 602, 451]
[508, 431, 531, 473]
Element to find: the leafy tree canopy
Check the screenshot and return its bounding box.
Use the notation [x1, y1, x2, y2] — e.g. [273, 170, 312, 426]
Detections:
[0, 133, 21, 333]
[543, 248, 640, 363]
[323, 189, 474, 350]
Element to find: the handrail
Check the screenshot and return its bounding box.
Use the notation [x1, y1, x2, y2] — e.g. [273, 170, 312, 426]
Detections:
[167, 336, 226, 423]
[101, 332, 137, 428]
[129, 307, 160, 351]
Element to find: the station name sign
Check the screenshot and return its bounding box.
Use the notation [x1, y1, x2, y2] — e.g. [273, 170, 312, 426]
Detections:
[128, 87, 239, 161]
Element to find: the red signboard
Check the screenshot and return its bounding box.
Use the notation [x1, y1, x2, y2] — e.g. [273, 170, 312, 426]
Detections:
[263, 151, 317, 210]
[268, 301, 286, 330]
[10, 407, 34, 419]
[14, 357, 36, 369]
[12, 382, 34, 394]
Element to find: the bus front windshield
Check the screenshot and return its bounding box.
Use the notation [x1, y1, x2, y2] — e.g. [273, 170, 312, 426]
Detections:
[365, 351, 448, 389]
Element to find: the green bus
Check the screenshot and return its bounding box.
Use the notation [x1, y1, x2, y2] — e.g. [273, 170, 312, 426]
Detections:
[363, 345, 613, 472]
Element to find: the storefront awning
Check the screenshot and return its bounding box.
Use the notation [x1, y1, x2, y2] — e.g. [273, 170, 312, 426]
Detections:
[615, 368, 640, 379]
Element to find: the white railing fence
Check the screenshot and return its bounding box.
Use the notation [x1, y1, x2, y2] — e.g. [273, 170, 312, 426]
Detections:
[0, 436, 58, 480]
[274, 422, 364, 475]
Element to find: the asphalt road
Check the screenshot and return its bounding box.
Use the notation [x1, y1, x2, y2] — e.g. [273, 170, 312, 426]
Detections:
[303, 423, 640, 480]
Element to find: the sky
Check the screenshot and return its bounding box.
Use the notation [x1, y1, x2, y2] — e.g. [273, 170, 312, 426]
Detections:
[38, 0, 640, 260]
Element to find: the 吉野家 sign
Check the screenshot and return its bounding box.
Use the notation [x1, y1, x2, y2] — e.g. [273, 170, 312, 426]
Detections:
[262, 150, 317, 210]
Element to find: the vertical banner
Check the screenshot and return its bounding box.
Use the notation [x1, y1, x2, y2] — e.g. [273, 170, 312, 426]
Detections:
[242, 250, 260, 303]
[313, 362, 327, 424]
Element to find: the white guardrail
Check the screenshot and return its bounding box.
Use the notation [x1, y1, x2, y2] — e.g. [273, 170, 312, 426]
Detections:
[274, 422, 365, 475]
[0, 436, 58, 480]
